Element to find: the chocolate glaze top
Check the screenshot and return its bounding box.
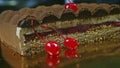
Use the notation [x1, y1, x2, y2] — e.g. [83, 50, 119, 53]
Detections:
[0, 3, 120, 26]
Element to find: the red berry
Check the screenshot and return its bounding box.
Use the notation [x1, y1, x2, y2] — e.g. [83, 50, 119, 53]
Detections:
[65, 2, 78, 12]
[45, 41, 60, 56]
[46, 55, 60, 67]
[63, 38, 78, 49]
[65, 49, 78, 59]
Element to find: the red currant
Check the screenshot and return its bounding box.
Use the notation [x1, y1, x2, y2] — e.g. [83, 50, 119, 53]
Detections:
[45, 41, 60, 56]
[65, 2, 78, 12]
[65, 49, 78, 59]
[63, 38, 78, 49]
[46, 55, 60, 68]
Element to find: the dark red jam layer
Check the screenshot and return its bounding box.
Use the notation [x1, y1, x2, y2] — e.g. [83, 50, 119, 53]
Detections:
[24, 21, 120, 43]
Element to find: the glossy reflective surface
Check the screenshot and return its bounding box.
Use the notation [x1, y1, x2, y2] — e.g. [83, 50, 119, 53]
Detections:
[0, 39, 120, 68]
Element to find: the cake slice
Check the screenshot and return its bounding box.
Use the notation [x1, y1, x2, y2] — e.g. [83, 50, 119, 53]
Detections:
[0, 3, 120, 56]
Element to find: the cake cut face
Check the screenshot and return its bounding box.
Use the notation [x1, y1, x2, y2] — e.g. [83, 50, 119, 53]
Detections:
[0, 3, 120, 56]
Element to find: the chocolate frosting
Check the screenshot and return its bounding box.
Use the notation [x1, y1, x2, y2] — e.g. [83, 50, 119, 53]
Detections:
[0, 3, 119, 25]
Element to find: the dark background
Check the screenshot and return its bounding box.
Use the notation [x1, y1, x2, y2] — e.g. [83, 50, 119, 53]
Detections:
[0, 0, 120, 13]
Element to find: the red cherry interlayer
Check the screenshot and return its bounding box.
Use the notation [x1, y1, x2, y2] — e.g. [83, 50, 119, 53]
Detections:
[40, 25, 78, 50]
[30, 16, 60, 56]
[24, 21, 120, 44]
[46, 55, 60, 68]
[114, 22, 120, 26]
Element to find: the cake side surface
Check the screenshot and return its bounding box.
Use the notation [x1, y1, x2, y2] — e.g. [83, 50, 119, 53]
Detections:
[0, 3, 120, 56]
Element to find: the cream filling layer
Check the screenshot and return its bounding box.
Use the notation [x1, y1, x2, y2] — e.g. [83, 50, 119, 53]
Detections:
[16, 27, 21, 39]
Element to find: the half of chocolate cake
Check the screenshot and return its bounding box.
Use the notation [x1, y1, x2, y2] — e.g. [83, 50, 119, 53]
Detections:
[0, 3, 120, 56]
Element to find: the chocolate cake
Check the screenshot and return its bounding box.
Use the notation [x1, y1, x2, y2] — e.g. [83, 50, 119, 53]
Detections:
[0, 3, 120, 56]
